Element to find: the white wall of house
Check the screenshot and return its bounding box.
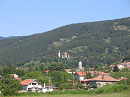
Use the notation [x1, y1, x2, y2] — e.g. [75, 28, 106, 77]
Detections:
[79, 76, 85, 81]
[24, 81, 42, 92]
[22, 81, 53, 93]
[117, 65, 125, 70]
[96, 82, 114, 88]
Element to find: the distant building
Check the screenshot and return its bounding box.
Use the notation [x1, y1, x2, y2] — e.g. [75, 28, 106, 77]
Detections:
[10, 74, 21, 80]
[75, 72, 87, 81]
[81, 73, 126, 88]
[57, 50, 70, 59]
[20, 79, 53, 93]
[20, 79, 43, 92]
[111, 62, 130, 70]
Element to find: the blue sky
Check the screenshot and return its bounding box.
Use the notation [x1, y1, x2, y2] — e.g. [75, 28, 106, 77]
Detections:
[0, 0, 130, 37]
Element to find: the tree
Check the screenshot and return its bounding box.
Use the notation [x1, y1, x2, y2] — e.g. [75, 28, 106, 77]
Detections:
[0, 66, 16, 75]
[0, 75, 20, 96]
[49, 71, 73, 87]
[47, 62, 65, 71]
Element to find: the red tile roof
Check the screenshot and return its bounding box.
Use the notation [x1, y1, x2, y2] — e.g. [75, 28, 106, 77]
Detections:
[82, 74, 120, 82]
[127, 65, 130, 69]
[43, 70, 50, 73]
[20, 79, 33, 86]
[75, 72, 86, 76]
[124, 62, 130, 65]
[75, 71, 108, 77]
[90, 71, 108, 75]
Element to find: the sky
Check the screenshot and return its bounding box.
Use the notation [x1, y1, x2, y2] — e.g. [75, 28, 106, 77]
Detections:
[0, 0, 130, 37]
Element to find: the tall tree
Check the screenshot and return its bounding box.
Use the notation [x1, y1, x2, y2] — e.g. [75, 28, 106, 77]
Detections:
[0, 75, 20, 96]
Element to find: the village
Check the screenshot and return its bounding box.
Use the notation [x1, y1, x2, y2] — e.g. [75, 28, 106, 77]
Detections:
[0, 51, 129, 95]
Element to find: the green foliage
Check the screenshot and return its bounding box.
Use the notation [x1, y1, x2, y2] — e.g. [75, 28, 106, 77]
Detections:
[0, 66, 16, 75]
[47, 62, 65, 71]
[0, 75, 20, 96]
[75, 82, 84, 89]
[22, 71, 49, 84]
[49, 71, 73, 87]
[59, 83, 73, 89]
[94, 84, 128, 94]
[51, 84, 128, 95]
[0, 66, 25, 77]
[111, 71, 130, 85]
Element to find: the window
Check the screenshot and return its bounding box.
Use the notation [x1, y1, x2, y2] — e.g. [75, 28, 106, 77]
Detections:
[32, 83, 37, 85]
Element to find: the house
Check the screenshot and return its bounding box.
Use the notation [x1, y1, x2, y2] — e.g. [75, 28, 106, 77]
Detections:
[111, 64, 125, 70]
[10, 74, 21, 80]
[81, 73, 121, 88]
[43, 70, 50, 73]
[89, 71, 108, 77]
[70, 71, 108, 81]
[20, 79, 54, 93]
[75, 72, 87, 81]
[122, 62, 130, 69]
[111, 62, 130, 70]
[20, 79, 43, 92]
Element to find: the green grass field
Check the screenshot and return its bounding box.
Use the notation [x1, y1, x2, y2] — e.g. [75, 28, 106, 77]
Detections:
[11, 91, 130, 97]
[11, 94, 129, 97]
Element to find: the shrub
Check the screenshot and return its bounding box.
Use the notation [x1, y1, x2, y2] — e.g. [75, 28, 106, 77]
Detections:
[94, 84, 128, 94]
[59, 83, 73, 89]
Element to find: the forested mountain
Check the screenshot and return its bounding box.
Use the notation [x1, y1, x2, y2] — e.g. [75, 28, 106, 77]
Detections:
[0, 17, 130, 65]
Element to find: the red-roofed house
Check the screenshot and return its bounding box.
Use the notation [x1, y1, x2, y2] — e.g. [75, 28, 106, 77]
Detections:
[43, 70, 50, 73]
[89, 71, 108, 76]
[81, 74, 121, 88]
[20, 79, 42, 92]
[75, 72, 87, 81]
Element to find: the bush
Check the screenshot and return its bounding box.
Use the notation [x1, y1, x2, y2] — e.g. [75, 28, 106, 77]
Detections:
[59, 83, 73, 89]
[94, 84, 128, 94]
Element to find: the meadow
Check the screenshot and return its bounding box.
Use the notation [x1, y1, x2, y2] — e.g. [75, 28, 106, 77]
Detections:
[10, 90, 130, 97]
[11, 93, 129, 97]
